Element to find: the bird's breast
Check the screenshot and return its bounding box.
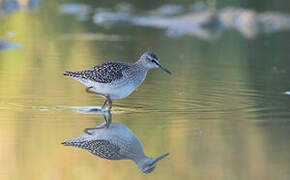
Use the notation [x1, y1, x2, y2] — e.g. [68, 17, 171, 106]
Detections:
[108, 70, 147, 99]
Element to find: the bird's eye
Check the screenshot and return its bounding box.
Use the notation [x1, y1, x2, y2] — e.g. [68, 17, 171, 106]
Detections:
[151, 59, 157, 64]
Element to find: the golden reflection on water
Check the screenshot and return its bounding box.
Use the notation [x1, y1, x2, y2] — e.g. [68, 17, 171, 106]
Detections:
[0, 2, 290, 180]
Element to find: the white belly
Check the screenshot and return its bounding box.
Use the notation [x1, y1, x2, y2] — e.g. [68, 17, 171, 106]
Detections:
[92, 82, 138, 100]
[74, 73, 146, 100]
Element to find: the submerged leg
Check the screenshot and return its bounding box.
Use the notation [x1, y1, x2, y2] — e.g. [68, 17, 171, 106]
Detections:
[101, 99, 108, 109]
[86, 87, 112, 110]
[103, 94, 112, 110]
[84, 127, 96, 135]
[103, 110, 112, 128]
[84, 110, 112, 134]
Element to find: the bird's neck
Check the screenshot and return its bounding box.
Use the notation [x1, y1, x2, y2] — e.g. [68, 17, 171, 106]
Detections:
[134, 60, 150, 71]
[134, 155, 149, 166]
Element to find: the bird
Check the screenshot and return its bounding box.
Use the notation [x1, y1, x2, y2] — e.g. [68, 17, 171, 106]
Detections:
[62, 121, 170, 174]
[63, 52, 171, 110]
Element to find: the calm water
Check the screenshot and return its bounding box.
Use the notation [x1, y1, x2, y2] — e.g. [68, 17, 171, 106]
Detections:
[1, 0, 290, 179]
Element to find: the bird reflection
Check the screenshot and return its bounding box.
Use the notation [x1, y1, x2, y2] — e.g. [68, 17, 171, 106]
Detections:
[62, 110, 169, 174]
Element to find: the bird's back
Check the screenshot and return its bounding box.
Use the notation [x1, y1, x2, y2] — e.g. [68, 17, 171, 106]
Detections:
[62, 138, 124, 160]
[64, 62, 131, 84]
[62, 123, 145, 160]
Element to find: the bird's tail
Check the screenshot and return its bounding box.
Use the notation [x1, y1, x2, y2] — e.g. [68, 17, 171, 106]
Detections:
[63, 71, 85, 79]
[61, 140, 84, 147]
[61, 135, 88, 147]
[61, 141, 72, 146]
[63, 71, 74, 76]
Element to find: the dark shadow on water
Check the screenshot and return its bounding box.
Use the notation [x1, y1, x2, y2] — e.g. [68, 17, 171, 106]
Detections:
[71, 106, 105, 113]
[62, 110, 169, 174]
[50, 106, 123, 114]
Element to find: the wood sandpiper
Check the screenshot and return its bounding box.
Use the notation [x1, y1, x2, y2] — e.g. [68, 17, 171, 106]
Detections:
[64, 52, 171, 110]
[62, 121, 169, 174]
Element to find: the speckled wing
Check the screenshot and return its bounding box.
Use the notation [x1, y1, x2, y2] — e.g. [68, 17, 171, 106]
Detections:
[62, 139, 124, 160]
[64, 62, 130, 83]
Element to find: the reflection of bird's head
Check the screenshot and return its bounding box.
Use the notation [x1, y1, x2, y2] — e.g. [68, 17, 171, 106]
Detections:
[137, 153, 170, 174]
[138, 52, 172, 75]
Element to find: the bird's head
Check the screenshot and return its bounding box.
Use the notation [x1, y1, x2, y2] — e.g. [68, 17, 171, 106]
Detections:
[139, 52, 172, 75]
[137, 152, 170, 174]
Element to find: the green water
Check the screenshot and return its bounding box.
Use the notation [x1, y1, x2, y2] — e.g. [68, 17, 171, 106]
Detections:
[1, 1, 290, 179]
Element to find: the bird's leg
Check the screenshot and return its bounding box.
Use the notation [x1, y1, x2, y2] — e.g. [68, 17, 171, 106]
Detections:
[103, 94, 112, 110]
[85, 86, 95, 94]
[101, 99, 108, 109]
[83, 110, 112, 134]
[84, 128, 95, 135]
[103, 110, 112, 128]
[86, 87, 112, 110]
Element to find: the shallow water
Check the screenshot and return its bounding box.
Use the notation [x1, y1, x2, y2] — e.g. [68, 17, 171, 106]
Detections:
[1, 0, 290, 179]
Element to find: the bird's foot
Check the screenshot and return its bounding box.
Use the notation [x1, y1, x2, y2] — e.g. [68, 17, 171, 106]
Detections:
[85, 87, 112, 111]
[83, 111, 112, 135]
[84, 125, 107, 135]
[85, 86, 94, 94]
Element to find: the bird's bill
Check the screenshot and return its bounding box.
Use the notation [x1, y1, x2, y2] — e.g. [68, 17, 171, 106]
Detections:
[151, 152, 170, 165]
[156, 63, 172, 75]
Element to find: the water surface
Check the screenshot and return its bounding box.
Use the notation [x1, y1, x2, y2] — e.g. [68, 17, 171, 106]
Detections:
[1, 0, 290, 179]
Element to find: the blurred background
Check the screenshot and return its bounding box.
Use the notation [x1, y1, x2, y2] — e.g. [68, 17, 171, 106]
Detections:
[1, 0, 290, 179]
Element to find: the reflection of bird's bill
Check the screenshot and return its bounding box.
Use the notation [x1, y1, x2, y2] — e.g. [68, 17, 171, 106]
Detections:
[151, 152, 170, 165]
[156, 63, 172, 75]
